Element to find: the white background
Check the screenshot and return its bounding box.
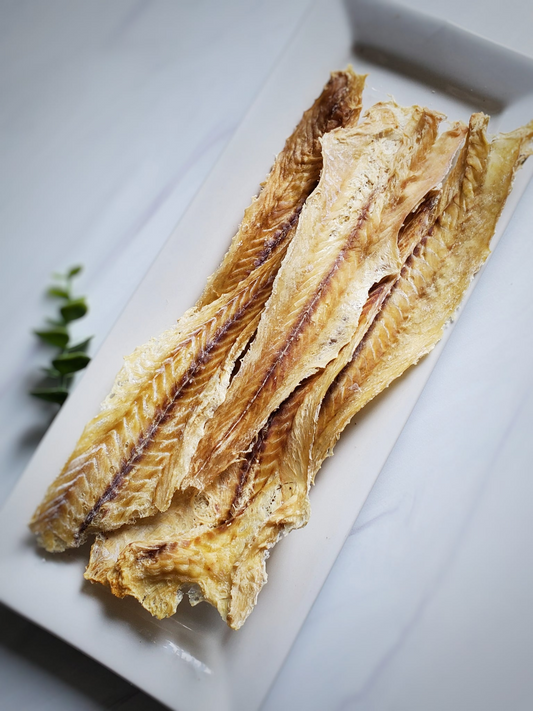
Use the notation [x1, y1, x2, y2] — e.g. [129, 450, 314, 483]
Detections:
[1, 0, 533, 709]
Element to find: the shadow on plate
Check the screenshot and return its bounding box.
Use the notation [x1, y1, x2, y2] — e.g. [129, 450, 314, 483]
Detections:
[343, 0, 533, 114]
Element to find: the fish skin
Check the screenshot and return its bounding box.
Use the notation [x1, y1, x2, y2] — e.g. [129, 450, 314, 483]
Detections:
[187, 103, 447, 491]
[85, 117, 467, 626]
[30, 69, 365, 553]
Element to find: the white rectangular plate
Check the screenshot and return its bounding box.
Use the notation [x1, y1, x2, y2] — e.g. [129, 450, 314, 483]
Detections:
[1, 1, 533, 710]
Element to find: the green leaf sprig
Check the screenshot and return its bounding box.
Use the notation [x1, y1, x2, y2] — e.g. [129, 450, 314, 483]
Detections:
[31, 266, 93, 406]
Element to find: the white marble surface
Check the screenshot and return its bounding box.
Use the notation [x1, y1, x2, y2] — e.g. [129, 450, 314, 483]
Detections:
[1, 1, 532, 709]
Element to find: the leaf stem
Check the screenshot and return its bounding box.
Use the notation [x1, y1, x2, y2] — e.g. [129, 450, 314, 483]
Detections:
[31, 266, 93, 408]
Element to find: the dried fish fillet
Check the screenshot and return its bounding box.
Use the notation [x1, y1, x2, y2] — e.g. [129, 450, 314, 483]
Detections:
[187, 102, 446, 491]
[313, 115, 533, 469]
[33, 61, 532, 631]
[86, 115, 533, 629]
[30, 69, 365, 553]
[86, 399, 314, 628]
[198, 69, 365, 307]
[85, 118, 467, 627]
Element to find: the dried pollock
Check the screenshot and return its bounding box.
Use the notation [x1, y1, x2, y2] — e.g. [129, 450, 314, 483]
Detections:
[313, 115, 533, 470]
[30, 69, 365, 552]
[85, 115, 532, 629]
[187, 102, 446, 491]
[30, 71, 533, 630]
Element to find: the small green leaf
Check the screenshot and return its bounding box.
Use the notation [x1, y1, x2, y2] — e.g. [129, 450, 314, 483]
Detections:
[47, 286, 70, 299]
[30, 262, 90, 409]
[60, 298, 88, 323]
[30, 387, 69, 405]
[52, 351, 90, 374]
[34, 327, 69, 348]
[66, 336, 93, 353]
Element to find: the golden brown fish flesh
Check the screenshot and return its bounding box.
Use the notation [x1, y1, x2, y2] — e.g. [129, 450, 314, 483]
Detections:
[84, 115, 533, 629]
[187, 102, 447, 492]
[313, 114, 533, 471]
[30, 69, 365, 552]
[31, 65, 532, 630]
[84, 116, 469, 628]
